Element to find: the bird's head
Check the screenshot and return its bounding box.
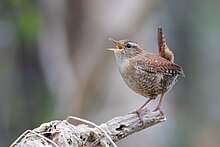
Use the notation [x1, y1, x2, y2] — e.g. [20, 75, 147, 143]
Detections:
[108, 38, 143, 60]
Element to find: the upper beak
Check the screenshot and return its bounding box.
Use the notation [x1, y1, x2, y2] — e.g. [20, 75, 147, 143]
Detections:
[108, 38, 123, 50]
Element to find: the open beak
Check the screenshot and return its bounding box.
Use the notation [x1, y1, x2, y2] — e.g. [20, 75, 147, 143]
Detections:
[108, 38, 123, 51]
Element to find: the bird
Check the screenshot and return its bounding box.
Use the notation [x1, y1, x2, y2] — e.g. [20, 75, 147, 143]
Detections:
[108, 27, 184, 114]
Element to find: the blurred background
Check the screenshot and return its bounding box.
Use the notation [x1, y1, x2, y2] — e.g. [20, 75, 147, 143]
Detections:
[1, 0, 220, 146]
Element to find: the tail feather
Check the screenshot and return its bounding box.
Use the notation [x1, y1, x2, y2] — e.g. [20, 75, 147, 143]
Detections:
[158, 26, 174, 62]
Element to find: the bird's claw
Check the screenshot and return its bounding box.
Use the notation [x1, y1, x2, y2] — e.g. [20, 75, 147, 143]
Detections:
[153, 107, 164, 116]
[128, 109, 144, 127]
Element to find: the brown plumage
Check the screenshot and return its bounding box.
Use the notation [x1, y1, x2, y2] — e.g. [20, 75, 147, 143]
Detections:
[108, 28, 184, 113]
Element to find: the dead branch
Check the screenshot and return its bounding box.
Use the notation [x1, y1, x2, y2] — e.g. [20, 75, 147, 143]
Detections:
[11, 108, 166, 147]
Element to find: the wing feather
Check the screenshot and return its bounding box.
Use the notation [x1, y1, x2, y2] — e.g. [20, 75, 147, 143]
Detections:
[134, 53, 185, 77]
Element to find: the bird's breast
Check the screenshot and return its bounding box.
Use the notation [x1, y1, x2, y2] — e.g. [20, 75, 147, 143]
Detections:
[118, 60, 152, 97]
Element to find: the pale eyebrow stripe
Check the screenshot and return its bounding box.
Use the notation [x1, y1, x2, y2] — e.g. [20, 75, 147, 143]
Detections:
[128, 42, 137, 46]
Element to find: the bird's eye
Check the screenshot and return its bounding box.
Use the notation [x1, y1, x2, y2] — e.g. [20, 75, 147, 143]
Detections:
[126, 44, 132, 48]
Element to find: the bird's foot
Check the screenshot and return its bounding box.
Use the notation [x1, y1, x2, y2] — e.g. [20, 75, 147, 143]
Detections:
[128, 109, 144, 127]
[153, 107, 164, 116]
[128, 108, 142, 115]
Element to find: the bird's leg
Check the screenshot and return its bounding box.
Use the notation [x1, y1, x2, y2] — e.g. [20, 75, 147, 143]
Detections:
[129, 98, 153, 126]
[129, 98, 152, 114]
[153, 93, 165, 115]
[138, 98, 153, 110]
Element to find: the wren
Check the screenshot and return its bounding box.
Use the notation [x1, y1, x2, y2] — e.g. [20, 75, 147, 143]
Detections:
[108, 27, 184, 114]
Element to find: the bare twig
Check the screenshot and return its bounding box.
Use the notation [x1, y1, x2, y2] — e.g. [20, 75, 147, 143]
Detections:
[10, 130, 59, 147]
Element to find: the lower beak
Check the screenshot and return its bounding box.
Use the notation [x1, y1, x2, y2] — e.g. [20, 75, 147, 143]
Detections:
[107, 48, 117, 51]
